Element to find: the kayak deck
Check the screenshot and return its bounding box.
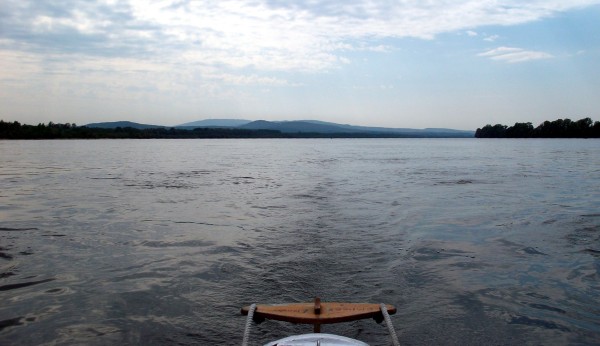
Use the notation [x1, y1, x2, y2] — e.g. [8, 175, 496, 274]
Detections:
[265, 333, 369, 346]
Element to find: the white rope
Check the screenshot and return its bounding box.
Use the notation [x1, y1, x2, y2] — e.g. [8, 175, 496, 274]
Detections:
[380, 303, 400, 346]
[242, 303, 256, 346]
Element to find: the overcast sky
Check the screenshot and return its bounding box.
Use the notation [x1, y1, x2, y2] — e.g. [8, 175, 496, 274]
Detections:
[1, 1, 599, 130]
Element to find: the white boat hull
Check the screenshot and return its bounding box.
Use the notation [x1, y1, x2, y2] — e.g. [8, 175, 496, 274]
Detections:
[264, 333, 369, 346]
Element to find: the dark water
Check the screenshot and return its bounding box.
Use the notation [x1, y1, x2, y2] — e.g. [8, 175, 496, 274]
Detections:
[1, 138, 599, 345]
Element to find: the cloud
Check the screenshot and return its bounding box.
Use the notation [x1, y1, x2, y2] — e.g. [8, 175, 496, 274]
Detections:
[466, 30, 478, 37]
[205, 72, 296, 87]
[478, 46, 554, 63]
[484, 34, 500, 42]
[2, 0, 599, 73]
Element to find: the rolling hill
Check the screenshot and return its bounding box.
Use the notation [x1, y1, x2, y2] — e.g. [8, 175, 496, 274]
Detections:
[85, 121, 166, 129]
[85, 119, 474, 137]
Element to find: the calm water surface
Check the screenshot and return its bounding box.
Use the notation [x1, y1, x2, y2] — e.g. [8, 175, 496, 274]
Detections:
[1, 139, 599, 345]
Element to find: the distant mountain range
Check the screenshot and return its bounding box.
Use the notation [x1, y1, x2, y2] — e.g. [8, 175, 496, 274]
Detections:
[85, 121, 167, 129]
[177, 119, 251, 127]
[86, 119, 474, 137]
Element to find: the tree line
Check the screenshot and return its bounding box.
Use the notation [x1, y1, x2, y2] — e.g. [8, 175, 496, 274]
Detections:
[1, 120, 440, 139]
[475, 117, 600, 138]
[0, 121, 287, 139]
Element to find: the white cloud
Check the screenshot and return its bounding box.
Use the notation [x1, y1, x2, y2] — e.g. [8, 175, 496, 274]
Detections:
[484, 34, 500, 42]
[2, 0, 599, 72]
[205, 73, 295, 87]
[479, 46, 554, 63]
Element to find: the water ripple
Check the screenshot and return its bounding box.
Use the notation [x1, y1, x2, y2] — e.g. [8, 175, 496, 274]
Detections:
[0, 278, 55, 292]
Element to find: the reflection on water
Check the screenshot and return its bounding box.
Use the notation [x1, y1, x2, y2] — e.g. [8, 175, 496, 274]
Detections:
[0, 138, 599, 345]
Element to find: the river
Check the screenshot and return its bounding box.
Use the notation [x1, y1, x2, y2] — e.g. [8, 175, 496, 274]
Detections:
[1, 138, 599, 345]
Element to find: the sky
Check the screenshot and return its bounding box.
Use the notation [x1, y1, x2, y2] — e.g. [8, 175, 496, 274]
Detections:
[1, 1, 600, 130]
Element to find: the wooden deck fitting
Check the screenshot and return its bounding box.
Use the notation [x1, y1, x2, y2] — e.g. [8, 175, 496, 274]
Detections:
[241, 298, 397, 333]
